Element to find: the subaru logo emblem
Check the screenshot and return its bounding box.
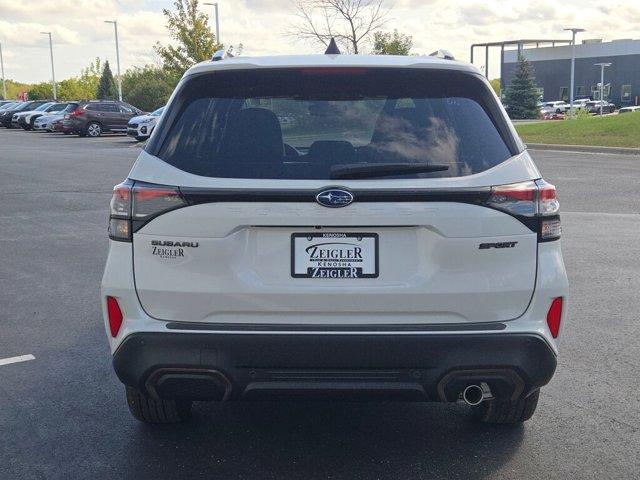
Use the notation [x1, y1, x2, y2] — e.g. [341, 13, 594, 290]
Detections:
[316, 189, 354, 208]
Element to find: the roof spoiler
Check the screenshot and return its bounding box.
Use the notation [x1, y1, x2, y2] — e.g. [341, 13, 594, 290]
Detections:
[429, 49, 455, 60]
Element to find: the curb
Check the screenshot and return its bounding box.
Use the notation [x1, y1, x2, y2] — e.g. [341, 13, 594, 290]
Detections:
[526, 143, 640, 156]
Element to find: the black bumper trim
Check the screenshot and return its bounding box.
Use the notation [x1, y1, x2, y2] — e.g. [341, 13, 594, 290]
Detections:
[113, 331, 556, 402]
[165, 321, 507, 332]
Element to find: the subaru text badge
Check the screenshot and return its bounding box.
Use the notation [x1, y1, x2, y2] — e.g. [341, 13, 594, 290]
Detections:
[316, 189, 354, 208]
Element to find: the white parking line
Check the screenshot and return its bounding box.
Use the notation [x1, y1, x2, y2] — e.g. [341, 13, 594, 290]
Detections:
[0, 354, 35, 367]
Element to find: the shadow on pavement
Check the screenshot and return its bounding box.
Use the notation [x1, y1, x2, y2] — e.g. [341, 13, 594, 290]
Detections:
[122, 400, 525, 479]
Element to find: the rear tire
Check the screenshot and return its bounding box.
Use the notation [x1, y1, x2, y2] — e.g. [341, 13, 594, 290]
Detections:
[125, 386, 192, 424]
[473, 389, 540, 424]
[85, 122, 102, 137]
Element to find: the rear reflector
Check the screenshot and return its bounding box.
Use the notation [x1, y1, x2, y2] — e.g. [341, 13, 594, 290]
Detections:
[546, 297, 563, 338]
[106, 296, 124, 337]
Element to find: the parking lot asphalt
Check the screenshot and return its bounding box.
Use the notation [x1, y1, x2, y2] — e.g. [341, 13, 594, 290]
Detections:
[1, 129, 639, 479]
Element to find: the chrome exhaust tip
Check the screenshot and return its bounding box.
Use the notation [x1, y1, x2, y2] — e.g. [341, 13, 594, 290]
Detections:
[462, 384, 487, 406]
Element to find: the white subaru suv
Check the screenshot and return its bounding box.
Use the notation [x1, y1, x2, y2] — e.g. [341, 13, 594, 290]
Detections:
[101, 51, 568, 425]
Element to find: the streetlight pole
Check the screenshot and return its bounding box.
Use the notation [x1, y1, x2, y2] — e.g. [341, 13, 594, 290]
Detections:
[203, 2, 220, 44]
[40, 32, 57, 100]
[0, 42, 6, 100]
[563, 28, 585, 117]
[104, 20, 122, 101]
[594, 62, 611, 115]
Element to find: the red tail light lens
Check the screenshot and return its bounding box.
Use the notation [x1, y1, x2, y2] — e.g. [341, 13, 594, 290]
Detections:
[486, 181, 537, 216]
[106, 296, 123, 337]
[485, 180, 561, 242]
[132, 184, 186, 219]
[546, 297, 563, 338]
[69, 107, 84, 117]
[108, 180, 187, 242]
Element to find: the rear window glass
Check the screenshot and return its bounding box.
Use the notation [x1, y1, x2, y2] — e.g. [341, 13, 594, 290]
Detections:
[149, 68, 516, 180]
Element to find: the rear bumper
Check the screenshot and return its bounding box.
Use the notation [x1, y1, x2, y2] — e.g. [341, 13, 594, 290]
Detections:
[112, 331, 556, 402]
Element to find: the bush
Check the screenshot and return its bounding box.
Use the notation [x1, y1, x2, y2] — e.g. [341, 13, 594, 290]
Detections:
[122, 66, 177, 112]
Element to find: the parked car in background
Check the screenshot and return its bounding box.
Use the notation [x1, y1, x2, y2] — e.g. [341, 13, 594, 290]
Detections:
[618, 105, 640, 114]
[12, 101, 56, 129]
[0, 100, 15, 108]
[51, 117, 69, 134]
[586, 100, 616, 114]
[0, 102, 18, 114]
[542, 112, 564, 120]
[127, 106, 165, 141]
[33, 103, 79, 132]
[569, 98, 591, 111]
[1, 101, 50, 128]
[65, 100, 144, 137]
[540, 101, 570, 114]
[16, 102, 68, 130]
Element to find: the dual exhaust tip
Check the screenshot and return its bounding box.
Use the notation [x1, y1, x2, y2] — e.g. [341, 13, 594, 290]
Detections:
[461, 383, 492, 406]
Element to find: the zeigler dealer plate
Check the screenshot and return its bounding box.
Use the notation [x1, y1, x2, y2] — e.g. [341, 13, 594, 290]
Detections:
[291, 233, 379, 278]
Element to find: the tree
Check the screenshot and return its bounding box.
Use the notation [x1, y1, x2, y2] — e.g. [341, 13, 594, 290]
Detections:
[97, 60, 117, 100]
[489, 78, 501, 98]
[154, 0, 222, 78]
[288, 0, 388, 54]
[26, 82, 53, 100]
[503, 56, 539, 119]
[57, 58, 102, 100]
[122, 65, 177, 111]
[372, 29, 412, 55]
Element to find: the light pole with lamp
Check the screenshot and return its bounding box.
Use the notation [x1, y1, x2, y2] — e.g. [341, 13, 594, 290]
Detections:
[203, 2, 220, 44]
[594, 62, 611, 115]
[104, 20, 122, 101]
[40, 32, 57, 100]
[563, 28, 585, 116]
[0, 41, 6, 99]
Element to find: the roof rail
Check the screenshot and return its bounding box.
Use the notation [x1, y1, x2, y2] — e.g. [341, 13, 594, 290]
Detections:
[429, 49, 455, 60]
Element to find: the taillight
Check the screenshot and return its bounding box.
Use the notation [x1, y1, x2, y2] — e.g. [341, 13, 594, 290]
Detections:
[69, 107, 83, 117]
[106, 296, 124, 337]
[546, 297, 563, 338]
[108, 180, 187, 242]
[485, 180, 561, 242]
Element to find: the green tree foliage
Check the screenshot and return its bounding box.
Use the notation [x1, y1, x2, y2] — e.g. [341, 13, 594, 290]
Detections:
[97, 60, 117, 100]
[372, 30, 412, 55]
[25, 82, 53, 100]
[122, 65, 177, 111]
[45, 58, 102, 101]
[489, 78, 501, 98]
[503, 56, 539, 119]
[154, 0, 222, 78]
[2, 79, 31, 100]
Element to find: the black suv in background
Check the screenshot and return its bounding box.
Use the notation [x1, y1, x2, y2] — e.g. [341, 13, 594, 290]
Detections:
[0, 100, 51, 128]
[65, 100, 144, 137]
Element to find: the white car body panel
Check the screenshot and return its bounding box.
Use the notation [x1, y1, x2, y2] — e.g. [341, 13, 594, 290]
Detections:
[101, 54, 569, 361]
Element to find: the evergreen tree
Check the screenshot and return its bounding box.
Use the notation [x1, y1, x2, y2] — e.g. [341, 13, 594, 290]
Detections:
[97, 60, 117, 100]
[503, 55, 540, 119]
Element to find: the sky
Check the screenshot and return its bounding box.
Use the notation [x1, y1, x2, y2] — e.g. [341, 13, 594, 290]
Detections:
[1, 0, 638, 84]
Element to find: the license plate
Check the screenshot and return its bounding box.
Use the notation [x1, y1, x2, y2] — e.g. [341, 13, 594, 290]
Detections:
[291, 233, 378, 278]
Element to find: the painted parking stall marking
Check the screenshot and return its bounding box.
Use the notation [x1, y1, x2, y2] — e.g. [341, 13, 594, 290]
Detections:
[0, 354, 35, 367]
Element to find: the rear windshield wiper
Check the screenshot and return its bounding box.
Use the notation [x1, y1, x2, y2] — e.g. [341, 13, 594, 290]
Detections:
[329, 163, 450, 180]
